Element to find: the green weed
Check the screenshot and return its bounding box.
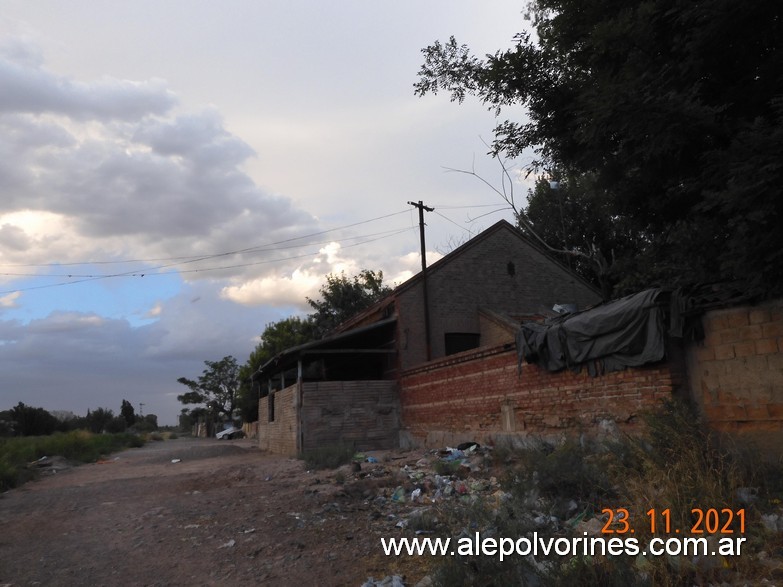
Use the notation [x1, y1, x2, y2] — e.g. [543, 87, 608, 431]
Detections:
[0, 431, 144, 491]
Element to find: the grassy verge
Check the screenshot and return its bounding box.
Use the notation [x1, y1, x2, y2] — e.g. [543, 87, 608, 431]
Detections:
[0, 430, 144, 491]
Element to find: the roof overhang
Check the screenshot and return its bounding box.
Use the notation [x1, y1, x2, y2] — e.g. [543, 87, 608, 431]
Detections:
[251, 316, 397, 382]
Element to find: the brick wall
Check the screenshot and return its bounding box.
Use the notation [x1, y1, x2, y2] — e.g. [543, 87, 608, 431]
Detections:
[686, 300, 783, 442]
[300, 381, 399, 451]
[258, 384, 299, 456]
[400, 344, 682, 448]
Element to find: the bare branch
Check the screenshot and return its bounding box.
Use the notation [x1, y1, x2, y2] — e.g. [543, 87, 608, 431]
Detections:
[443, 155, 605, 274]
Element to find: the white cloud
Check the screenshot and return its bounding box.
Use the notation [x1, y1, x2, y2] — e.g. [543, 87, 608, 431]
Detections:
[0, 50, 177, 120]
[0, 291, 21, 308]
[146, 302, 163, 318]
[220, 268, 321, 309]
[0, 42, 319, 283]
[221, 242, 360, 308]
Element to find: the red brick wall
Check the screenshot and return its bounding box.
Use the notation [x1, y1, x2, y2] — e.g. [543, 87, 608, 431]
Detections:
[400, 345, 681, 448]
[686, 300, 783, 439]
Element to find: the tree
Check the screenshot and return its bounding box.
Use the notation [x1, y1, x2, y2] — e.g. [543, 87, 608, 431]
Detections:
[522, 171, 650, 297]
[9, 402, 60, 436]
[177, 356, 241, 422]
[105, 416, 127, 434]
[237, 316, 316, 422]
[84, 408, 115, 434]
[307, 269, 392, 337]
[120, 399, 136, 428]
[415, 1, 783, 296]
[237, 269, 393, 421]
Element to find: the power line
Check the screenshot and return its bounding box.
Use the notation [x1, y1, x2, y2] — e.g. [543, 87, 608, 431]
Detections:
[0, 209, 411, 269]
[0, 226, 416, 295]
[0, 226, 413, 278]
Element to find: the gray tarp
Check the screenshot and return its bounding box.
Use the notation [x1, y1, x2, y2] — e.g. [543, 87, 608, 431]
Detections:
[516, 288, 667, 375]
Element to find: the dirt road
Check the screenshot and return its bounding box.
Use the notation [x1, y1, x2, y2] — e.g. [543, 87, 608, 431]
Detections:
[0, 438, 426, 587]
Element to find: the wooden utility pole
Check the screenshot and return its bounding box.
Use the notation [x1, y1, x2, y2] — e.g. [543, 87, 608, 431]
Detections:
[408, 200, 434, 361]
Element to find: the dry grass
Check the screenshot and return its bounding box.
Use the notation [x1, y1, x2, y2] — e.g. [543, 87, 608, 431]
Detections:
[429, 399, 780, 586]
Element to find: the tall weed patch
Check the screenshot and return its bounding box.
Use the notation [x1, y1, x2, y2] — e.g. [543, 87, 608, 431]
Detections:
[431, 400, 775, 586]
[0, 431, 144, 491]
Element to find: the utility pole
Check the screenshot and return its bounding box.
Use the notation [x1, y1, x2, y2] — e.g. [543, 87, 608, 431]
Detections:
[408, 200, 435, 361]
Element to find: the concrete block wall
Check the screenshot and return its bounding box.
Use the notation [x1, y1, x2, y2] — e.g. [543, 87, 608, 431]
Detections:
[399, 345, 681, 448]
[258, 384, 298, 456]
[687, 299, 783, 438]
[300, 381, 399, 452]
[395, 224, 602, 370]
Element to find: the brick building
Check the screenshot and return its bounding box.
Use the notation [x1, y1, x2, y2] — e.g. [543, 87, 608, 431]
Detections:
[253, 220, 783, 455]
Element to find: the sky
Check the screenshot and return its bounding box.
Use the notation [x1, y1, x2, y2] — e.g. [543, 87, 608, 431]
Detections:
[0, 1, 536, 425]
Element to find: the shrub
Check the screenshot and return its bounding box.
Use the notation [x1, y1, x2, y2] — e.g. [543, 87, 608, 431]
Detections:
[0, 431, 144, 491]
[430, 399, 767, 586]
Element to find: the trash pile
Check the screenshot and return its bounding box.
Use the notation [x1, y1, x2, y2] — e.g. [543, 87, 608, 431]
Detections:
[386, 445, 505, 505]
[26, 455, 73, 474]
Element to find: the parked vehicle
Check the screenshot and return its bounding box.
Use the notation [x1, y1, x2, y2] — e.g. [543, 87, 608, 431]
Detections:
[216, 426, 244, 440]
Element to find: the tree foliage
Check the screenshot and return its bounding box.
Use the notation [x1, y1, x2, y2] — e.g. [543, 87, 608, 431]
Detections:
[177, 356, 241, 421]
[120, 399, 136, 428]
[237, 316, 315, 422]
[307, 269, 392, 337]
[84, 407, 115, 434]
[236, 269, 392, 421]
[416, 0, 783, 296]
[9, 403, 60, 436]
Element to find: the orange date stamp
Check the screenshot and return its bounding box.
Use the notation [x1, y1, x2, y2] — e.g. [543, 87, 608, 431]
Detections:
[600, 508, 746, 535]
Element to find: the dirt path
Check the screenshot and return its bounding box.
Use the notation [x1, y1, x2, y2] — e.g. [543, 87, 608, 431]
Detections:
[0, 438, 428, 587]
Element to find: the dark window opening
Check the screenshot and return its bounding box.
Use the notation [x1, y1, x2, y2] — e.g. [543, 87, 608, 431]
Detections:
[507, 261, 516, 276]
[268, 392, 275, 423]
[445, 332, 480, 356]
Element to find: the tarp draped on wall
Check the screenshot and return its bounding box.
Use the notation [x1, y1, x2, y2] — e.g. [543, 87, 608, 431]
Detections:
[517, 288, 668, 376]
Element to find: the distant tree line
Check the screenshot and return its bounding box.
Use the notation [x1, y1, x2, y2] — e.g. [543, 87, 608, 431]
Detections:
[0, 400, 158, 437]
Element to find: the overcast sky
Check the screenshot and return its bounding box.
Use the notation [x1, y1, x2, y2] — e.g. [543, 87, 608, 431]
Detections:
[0, 1, 534, 425]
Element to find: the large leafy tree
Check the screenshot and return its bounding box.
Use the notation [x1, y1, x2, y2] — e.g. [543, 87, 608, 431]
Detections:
[416, 1, 783, 296]
[177, 356, 241, 421]
[9, 402, 60, 436]
[84, 407, 115, 434]
[307, 269, 392, 337]
[237, 316, 316, 421]
[237, 270, 392, 421]
[120, 399, 136, 428]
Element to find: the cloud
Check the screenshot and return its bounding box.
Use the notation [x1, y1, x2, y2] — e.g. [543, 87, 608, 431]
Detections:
[0, 283, 282, 424]
[220, 268, 322, 309]
[220, 242, 444, 309]
[0, 45, 177, 120]
[0, 38, 319, 283]
[145, 302, 163, 318]
[0, 291, 21, 308]
[221, 241, 363, 308]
